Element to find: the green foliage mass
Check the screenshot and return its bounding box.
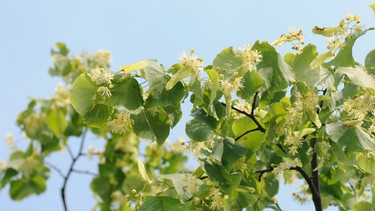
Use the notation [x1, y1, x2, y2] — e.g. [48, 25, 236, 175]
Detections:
[2, 5, 375, 211]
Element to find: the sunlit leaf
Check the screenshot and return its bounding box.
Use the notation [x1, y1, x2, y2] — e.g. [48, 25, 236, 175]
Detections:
[132, 108, 170, 144]
[70, 73, 97, 116]
[83, 104, 113, 127]
[212, 47, 243, 79]
[46, 108, 67, 137]
[140, 196, 188, 211]
[121, 60, 148, 74]
[327, 121, 375, 154]
[106, 77, 144, 110]
[253, 41, 294, 92]
[328, 28, 374, 67]
[138, 159, 151, 183]
[336, 66, 375, 88]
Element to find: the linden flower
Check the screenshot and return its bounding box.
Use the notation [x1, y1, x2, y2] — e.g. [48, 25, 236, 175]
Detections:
[284, 134, 303, 156]
[181, 173, 202, 196]
[239, 44, 262, 71]
[209, 188, 225, 210]
[179, 50, 204, 76]
[97, 86, 112, 99]
[327, 37, 344, 52]
[95, 49, 112, 65]
[88, 66, 114, 86]
[219, 77, 244, 95]
[107, 110, 134, 135]
[273, 158, 302, 176]
[54, 83, 70, 107]
[5, 133, 16, 151]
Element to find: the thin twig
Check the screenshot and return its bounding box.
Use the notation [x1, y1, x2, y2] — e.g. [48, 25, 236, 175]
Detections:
[61, 129, 88, 211]
[45, 161, 65, 179]
[235, 128, 262, 141]
[255, 168, 274, 182]
[72, 169, 97, 176]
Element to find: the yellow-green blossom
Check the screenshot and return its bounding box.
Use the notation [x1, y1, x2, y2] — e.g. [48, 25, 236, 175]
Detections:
[238, 44, 262, 71]
[107, 110, 134, 135]
[88, 66, 114, 86]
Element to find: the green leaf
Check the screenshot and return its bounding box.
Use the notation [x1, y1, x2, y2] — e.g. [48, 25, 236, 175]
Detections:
[140, 196, 188, 211]
[335, 66, 375, 88]
[365, 49, 375, 71]
[253, 41, 294, 92]
[356, 153, 375, 174]
[312, 26, 342, 37]
[84, 104, 113, 127]
[166, 66, 191, 90]
[221, 138, 248, 170]
[370, 4, 375, 17]
[9, 176, 46, 201]
[185, 119, 213, 142]
[70, 73, 97, 116]
[206, 69, 220, 102]
[328, 28, 374, 67]
[146, 82, 184, 107]
[203, 161, 242, 193]
[132, 108, 170, 144]
[142, 60, 169, 97]
[212, 47, 243, 78]
[232, 117, 264, 151]
[327, 121, 375, 154]
[0, 168, 18, 189]
[46, 108, 67, 137]
[353, 201, 372, 211]
[120, 60, 148, 74]
[237, 70, 264, 99]
[107, 77, 144, 110]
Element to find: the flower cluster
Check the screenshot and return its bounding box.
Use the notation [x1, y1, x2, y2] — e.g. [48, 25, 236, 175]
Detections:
[273, 158, 302, 177]
[107, 110, 134, 135]
[95, 49, 112, 66]
[87, 66, 114, 100]
[5, 133, 16, 151]
[238, 44, 262, 71]
[342, 90, 375, 121]
[272, 27, 305, 53]
[179, 50, 204, 77]
[326, 14, 364, 53]
[219, 76, 244, 96]
[181, 173, 202, 197]
[86, 146, 102, 160]
[54, 83, 70, 107]
[208, 187, 229, 210]
[232, 100, 252, 119]
[284, 134, 303, 156]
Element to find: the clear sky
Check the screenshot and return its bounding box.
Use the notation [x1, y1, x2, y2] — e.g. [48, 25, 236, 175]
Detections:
[0, 1, 374, 210]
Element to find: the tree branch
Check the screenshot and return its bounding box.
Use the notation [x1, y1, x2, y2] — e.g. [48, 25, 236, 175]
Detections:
[221, 92, 265, 134]
[255, 168, 273, 182]
[61, 129, 88, 211]
[72, 169, 97, 176]
[235, 128, 262, 141]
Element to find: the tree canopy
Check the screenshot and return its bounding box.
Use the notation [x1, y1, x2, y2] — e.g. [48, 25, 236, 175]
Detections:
[2, 4, 375, 211]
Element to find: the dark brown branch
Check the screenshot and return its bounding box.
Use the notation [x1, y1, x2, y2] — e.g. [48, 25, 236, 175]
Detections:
[61, 129, 88, 211]
[309, 138, 322, 211]
[235, 128, 262, 141]
[220, 93, 265, 133]
[255, 168, 273, 182]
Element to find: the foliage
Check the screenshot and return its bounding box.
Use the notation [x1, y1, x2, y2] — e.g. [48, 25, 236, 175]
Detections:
[2, 5, 375, 211]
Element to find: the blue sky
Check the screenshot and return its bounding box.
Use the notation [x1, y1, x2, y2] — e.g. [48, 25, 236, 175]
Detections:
[0, 1, 374, 210]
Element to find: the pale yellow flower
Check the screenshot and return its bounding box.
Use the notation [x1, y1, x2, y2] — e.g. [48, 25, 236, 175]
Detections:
[107, 110, 134, 135]
[239, 44, 262, 71]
